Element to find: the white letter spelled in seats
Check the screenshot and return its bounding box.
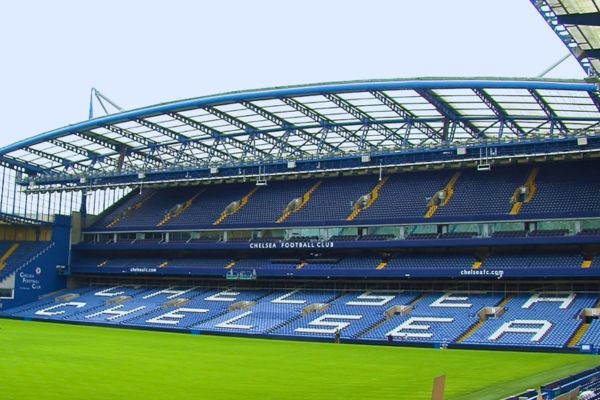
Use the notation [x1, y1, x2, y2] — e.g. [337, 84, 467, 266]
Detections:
[142, 286, 194, 300]
[386, 317, 454, 339]
[85, 305, 147, 321]
[522, 293, 575, 310]
[346, 291, 395, 306]
[295, 314, 362, 334]
[95, 286, 126, 297]
[272, 290, 306, 304]
[215, 311, 254, 330]
[205, 290, 240, 302]
[430, 293, 472, 308]
[489, 320, 552, 342]
[35, 302, 86, 316]
[147, 308, 209, 325]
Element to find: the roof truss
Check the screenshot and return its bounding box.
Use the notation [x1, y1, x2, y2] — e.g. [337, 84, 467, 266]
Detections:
[0, 79, 597, 182]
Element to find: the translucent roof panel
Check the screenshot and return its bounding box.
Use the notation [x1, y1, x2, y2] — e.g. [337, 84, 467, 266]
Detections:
[0, 78, 598, 179]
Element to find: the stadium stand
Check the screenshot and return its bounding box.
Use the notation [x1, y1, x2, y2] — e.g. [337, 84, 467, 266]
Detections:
[87, 161, 600, 231]
[3, 286, 598, 350]
[1, 76, 600, 365]
[1, 2, 600, 395]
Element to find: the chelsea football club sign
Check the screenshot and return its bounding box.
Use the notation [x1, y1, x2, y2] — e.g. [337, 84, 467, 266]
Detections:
[249, 241, 334, 250]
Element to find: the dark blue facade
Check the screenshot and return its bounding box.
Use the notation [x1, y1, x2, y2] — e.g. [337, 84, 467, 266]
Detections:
[0, 216, 70, 310]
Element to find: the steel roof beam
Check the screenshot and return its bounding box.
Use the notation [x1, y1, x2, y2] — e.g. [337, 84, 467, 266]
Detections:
[104, 125, 199, 167]
[370, 91, 440, 144]
[102, 125, 173, 168]
[472, 88, 525, 138]
[240, 101, 337, 154]
[323, 93, 405, 149]
[582, 49, 600, 59]
[48, 138, 119, 169]
[280, 97, 366, 151]
[135, 118, 232, 163]
[415, 89, 482, 140]
[76, 130, 163, 168]
[167, 112, 270, 160]
[203, 106, 307, 158]
[591, 92, 600, 111]
[0, 211, 45, 225]
[529, 89, 570, 133]
[0, 155, 46, 175]
[24, 147, 96, 173]
[556, 13, 600, 27]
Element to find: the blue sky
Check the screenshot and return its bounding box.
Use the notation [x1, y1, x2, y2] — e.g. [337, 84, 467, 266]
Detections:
[0, 0, 585, 148]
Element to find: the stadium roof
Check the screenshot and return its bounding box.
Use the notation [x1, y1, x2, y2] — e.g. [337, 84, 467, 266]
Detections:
[532, 0, 600, 76]
[1, 78, 599, 179]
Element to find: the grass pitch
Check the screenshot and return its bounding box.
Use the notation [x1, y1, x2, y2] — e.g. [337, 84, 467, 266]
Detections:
[1, 319, 599, 400]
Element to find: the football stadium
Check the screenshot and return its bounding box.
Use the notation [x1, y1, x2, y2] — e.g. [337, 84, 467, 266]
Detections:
[2, 1, 600, 399]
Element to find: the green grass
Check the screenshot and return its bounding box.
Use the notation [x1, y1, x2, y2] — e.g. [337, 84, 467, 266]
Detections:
[1, 319, 598, 400]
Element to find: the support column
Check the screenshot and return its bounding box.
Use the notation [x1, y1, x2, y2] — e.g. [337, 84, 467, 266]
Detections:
[80, 189, 88, 227]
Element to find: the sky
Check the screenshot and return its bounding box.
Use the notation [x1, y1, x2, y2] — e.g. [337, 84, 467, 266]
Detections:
[0, 0, 586, 149]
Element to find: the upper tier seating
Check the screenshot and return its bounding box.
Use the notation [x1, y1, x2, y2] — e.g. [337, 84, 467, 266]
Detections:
[519, 163, 600, 217]
[283, 175, 376, 224]
[163, 183, 256, 227]
[90, 161, 600, 230]
[352, 170, 452, 221]
[435, 167, 526, 217]
[224, 180, 317, 225]
[110, 187, 194, 228]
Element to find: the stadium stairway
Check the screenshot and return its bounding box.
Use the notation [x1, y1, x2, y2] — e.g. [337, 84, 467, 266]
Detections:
[356, 293, 424, 339]
[157, 189, 205, 226]
[509, 167, 539, 215]
[0, 243, 20, 271]
[567, 322, 590, 347]
[375, 260, 388, 270]
[425, 172, 461, 218]
[456, 294, 514, 343]
[277, 181, 322, 223]
[213, 187, 260, 225]
[106, 190, 156, 228]
[224, 260, 237, 270]
[570, 297, 600, 348]
[346, 176, 389, 221]
[456, 319, 486, 343]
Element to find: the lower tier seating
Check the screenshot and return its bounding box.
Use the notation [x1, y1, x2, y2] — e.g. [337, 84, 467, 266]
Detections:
[4, 286, 600, 349]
